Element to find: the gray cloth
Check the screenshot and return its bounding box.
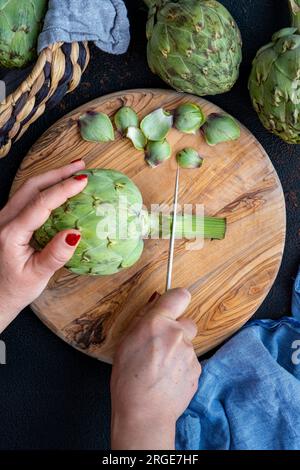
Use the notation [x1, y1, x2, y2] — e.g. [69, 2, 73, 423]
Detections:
[38, 0, 130, 55]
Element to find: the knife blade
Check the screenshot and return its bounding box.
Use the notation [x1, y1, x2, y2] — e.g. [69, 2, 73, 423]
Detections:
[165, 165, 180, 291]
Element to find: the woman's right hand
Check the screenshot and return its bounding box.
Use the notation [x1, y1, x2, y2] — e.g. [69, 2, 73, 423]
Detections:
[111, 288, 201, 450]
[0, 160, 88, 333]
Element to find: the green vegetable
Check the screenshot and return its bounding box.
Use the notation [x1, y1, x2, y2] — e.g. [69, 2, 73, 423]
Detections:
[114, 107, 139, 135]
[145, 139, 171, 167]
[126, 127, 147, 150]
[34, 169, 226, 275]
[174, 103, 206, 134]
[140, 108, 173, 141]
[78, 111, 114, 143]
[248, 0, 300, 144]
[144, 0, 242, 96]
[202, 113, 240, 146]
[176, 148, 203, 169]
[0, 0, 48, 68]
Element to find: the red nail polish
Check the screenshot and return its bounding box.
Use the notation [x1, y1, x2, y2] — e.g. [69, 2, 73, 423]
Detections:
[74, 174, 88, 181]
[65, 233, 81, 246]
[71, 159, 82, 164]
[148, 291, 160, 303]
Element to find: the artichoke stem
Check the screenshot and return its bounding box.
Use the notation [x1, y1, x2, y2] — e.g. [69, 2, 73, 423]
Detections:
[149, 214, 226, 240]
[289, 0, 300, 30]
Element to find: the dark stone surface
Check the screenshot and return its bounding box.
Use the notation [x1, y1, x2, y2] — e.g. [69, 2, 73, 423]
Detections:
[0, 0, 299, 450]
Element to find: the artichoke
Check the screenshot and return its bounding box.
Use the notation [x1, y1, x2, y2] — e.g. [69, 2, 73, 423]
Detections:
[144, 0, 242, 96]
[34, 169, 226, 276]
[0, 0, 48, 68]
[248, 0, 300, 144]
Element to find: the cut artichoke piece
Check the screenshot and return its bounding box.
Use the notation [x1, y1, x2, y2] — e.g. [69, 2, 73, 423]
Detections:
[202, 113, 240, 146]
[114, 107, 139, 135]
[126, 127, 147, 150]
[174, 103, 206, 134]
[78, 111, 114, 143]
[145, 139, 171, 167]
[176, 148, 204, 169]
[140, 108, 173, 141]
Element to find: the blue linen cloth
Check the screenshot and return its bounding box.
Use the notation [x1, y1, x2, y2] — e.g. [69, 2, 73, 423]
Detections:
[38, 0, 130, 55]
[176, 267, 300, 450]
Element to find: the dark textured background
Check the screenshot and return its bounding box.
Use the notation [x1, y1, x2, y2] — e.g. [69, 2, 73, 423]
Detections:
[0, 0, 299, 450]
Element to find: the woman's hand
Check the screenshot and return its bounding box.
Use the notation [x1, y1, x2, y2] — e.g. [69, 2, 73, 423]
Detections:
[111, 288, 201, 450]
[0, 160, 87, 333]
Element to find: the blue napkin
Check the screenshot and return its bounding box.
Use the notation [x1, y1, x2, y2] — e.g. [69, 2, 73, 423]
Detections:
[176, 267, 300, 450]
[38, 0, 130, 54]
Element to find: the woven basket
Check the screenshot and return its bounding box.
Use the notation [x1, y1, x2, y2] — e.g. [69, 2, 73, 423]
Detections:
[0, 41, 90, 158]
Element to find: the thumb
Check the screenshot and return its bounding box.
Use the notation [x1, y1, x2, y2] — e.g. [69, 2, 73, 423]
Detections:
[31, 230, 81, 276]
[150, 288, 191, 321]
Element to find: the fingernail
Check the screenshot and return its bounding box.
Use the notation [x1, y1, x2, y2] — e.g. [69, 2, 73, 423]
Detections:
[74, 174, 88, 181]
[148, 291, 160, 304]
[65, 233, 81, 246]
[71, 159, 82, 164]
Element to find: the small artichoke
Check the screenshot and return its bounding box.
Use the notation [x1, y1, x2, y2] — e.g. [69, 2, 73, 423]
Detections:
[176, 148, 203, 169]
[78, 111, 114, 143]
[144, 0, 242, 96]
[174, 103, 205, 134]
[248, 0, 300, 144]
[202, 113, 240, 146]
[0, 0, 48, 68]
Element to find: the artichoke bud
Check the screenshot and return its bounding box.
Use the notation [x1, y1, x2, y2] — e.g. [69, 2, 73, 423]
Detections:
[248, 0, 300, 143]
[78, 111, 114, 143]
[114, 107, 139, 135]
[0, 0, 48, 69]
[140, 108, 173, 141]
[202, 113, 240, 146]
[174, 102, 206, 134]
[126, 127, 147, 150]
[145, 139, 171, 167]
[176, 148, 204, 169]
[145, 0, 242, 96]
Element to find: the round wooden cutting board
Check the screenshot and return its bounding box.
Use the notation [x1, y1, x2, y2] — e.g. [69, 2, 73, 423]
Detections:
[12, 89, 286, 363]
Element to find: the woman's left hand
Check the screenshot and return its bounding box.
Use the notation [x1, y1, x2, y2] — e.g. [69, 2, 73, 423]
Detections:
[0, 160, 87, 333]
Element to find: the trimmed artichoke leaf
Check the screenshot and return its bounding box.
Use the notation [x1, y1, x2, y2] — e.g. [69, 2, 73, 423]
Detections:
[126, 126, 147, 150]
[78, 111, 114, 143]
[202, 113, 240, 146]
[140, 108, 173, 141]
[145, 139, 171, 167]
[114, 107, 139, 135]
[176, 148, 204, 169]
[174, 102, 206, 133]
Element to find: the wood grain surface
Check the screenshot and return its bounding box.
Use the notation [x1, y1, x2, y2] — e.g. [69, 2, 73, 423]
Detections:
[11, 89, 286, 363]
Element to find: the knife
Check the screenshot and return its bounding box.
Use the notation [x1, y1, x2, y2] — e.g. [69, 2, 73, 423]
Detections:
[165, 165, 180, 291]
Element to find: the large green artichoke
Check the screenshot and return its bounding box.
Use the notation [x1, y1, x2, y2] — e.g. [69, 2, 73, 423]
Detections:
[0, 0, 48, 68]
[33, 169, 226, 276]
[248, 0, 300, 144]
[144, 0, 242, 96]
